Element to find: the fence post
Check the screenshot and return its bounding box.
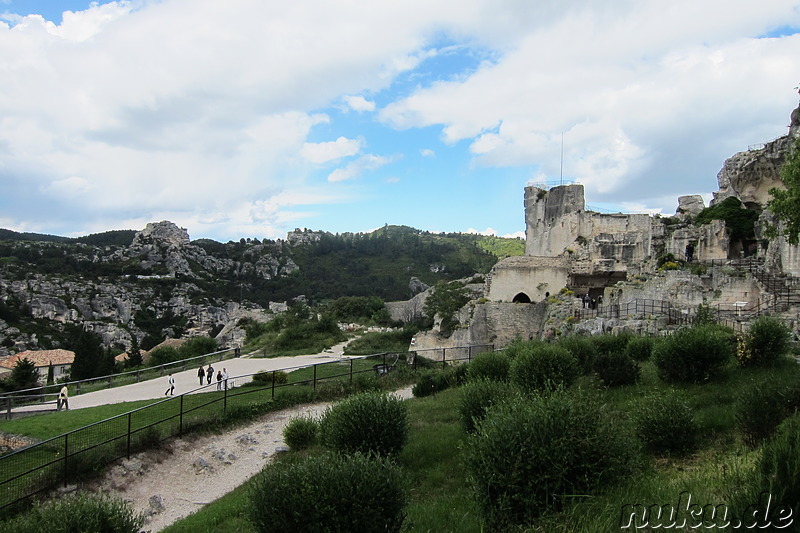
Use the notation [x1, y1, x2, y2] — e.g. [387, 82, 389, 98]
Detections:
[63, 433, 69, 487]
[127, 413, 132, 459]
[271, 371, 275, 400]
[349, 359, 353, 385]
[442, 349, 446, 370]
[5, 397, 10, 420]
[223, 386, 228, 413]
[313, 365, 317, 391]
[179, 395, 184, 437]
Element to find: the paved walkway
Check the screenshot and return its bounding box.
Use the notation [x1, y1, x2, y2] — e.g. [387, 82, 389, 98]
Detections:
[8, 342, 358, 415]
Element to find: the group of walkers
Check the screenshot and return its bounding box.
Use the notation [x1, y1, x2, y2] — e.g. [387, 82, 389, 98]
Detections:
[164, 365, 230, 396]
[197, 364, 229, 391]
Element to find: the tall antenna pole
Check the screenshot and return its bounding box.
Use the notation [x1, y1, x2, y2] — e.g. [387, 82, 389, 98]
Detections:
[560, 131, 564, 185]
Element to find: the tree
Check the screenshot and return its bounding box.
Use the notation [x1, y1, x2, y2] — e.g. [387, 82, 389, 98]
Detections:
[69, 327, 105, 381]
[10, 358, 39, 391]
[423, 280, 470, 335]
[126, 333, 143, 368]
[768, 137, 800, 244]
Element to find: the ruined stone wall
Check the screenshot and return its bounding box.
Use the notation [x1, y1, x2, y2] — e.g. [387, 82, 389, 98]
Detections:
[666, 221, 729, 262]
[411, 301, 548, 351]
[486, 256, 569, 303]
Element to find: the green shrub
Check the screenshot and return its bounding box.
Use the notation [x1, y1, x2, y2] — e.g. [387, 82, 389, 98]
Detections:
[320, 391, 409, 456]
[593, 352, 640, 387]
[634, 390, 699, 456]
[465, 392, 639, 529]
[147, 346, 181, 367]
[252, 370, 289, 385]
[502, 338, 546, 360]
[249, 452, 407, 533]
[283, 416, 319, 451]
[466, 351, 510, 382]
[459, 379, 518, 433]
[556, 335, 598, 374]
[411, 370, 447, 397]
[509, 345, 581, 394]
[729, 415, 800, 528]
[738, 316, 792, 367]
[592, 332, 634, 355]
[625, 336, 655, 362]
[736, 380, 800, 447]
[652, 325, 733, 383]
[5, 493, 144, 533]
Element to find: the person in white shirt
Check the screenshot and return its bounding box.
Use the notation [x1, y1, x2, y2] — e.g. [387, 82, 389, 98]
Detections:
[57, 385, 69, 411]
[165, 373, 175, 396]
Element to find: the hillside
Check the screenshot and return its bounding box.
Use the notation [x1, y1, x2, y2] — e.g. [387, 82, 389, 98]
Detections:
[0, 222, 522, 355]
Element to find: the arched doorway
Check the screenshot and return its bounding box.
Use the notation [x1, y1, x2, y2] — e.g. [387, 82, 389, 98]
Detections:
[512, 292, 532, 303]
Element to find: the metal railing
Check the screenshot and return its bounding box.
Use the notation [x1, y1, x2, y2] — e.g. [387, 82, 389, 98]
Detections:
[408, 344, 494, 369]
[573, 299, 692, 326]
[0, 348, 240, 418]
[0, 345, 489, 511]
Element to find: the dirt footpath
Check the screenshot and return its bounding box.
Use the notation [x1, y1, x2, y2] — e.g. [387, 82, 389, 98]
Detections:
[92, 386, 413, 532]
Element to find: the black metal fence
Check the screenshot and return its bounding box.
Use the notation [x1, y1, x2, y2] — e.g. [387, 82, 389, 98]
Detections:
[0, 346, 491, 512]
[409, 344, 494, 369]
[0, 348, 239, 419]
[573, 298, 693, 326]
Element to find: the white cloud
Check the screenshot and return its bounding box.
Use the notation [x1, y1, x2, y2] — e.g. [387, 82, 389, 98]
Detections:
[0, 0, 798, 239]
[327, 154, 396, 183]
[301, 137, 362, 164]
[344, 95, 376, 113]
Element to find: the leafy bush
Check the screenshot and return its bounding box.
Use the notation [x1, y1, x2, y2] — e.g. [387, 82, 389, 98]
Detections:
[593, 352, 640, 387]
[320, 391, 409, 457]
[178, 336, 218, 358]
[466, 351, 510, 382]
[695, 196, 758, 241]
[249, 452, 407, 533]
[592, 332, 634, 355]
[509, 345, 581, 394]
[556, 335, 598, 374]
[147, 346, 181, 367]
[737, 316, 791, 367]
[4, 493, 144, 533]
[652, 325, 733, 383]
[634, 390, 699, 456]
[459, 379, 518, 433]
[736, 379, 800, 447]
[412, 365, 467, 397]
[625, 336, 655, 362]
[283, 416, 319, 451]
[252, 370, 289, 385]
[729, 415, 800, 527]
[465, 392, 639, 529]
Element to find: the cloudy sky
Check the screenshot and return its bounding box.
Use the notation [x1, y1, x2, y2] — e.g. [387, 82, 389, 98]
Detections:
[1, 1, 798, 242]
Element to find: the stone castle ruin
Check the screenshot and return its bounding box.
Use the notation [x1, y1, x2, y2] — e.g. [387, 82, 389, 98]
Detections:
[411, 98, 800, 351]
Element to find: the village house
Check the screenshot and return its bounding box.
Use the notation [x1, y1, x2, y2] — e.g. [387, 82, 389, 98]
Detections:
[0, 349, 75, 384]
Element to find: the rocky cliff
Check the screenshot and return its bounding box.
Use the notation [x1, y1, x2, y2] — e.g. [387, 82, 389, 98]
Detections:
[0, 221, 301, 356]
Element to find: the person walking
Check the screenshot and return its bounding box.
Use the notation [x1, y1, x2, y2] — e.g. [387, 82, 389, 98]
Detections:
[57, 385, 69, 411]
[222, 368, 229, 390]
[197, 365, 205, 386]
[165, 373, 175, 396]
[216, 370, 223, 391]
[206, 364, 214, 385]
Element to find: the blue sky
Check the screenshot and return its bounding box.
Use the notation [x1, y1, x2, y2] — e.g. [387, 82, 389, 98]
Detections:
[0, 1, 799, 242]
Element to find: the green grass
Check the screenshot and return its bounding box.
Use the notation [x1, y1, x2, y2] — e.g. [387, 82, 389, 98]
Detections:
[6, 342, 800, 532]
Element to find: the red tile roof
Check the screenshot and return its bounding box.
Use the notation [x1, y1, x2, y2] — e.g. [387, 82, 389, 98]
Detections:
[0, 349, 75, 369]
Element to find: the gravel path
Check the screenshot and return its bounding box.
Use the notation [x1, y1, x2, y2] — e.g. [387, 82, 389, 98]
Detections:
[92, 385, 414, 532]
